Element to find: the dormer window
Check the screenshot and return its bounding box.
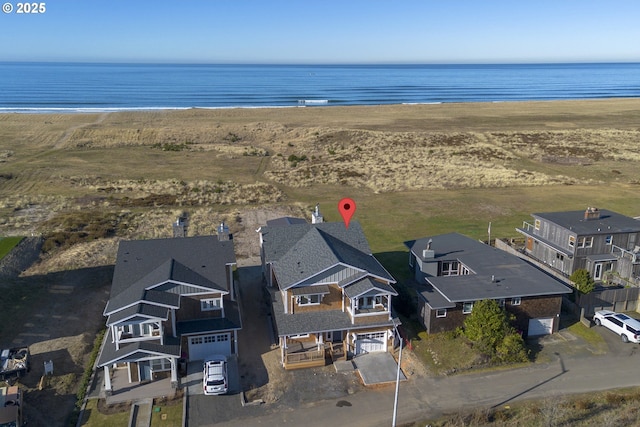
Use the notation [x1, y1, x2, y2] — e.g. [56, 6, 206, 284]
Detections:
[201, 297, 222, 311]
[441, 261, 459, 276]
[297, 294, 321, 306]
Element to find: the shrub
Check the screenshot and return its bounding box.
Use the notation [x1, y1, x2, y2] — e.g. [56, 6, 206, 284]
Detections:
[570, 268, 595, 294]
[464, 299, 511, 355]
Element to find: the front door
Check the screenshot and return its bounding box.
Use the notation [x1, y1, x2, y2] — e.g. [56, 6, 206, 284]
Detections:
[326, 331, 342, 343]
[594, 263, 603, 280]
[139, 361, 152, 382]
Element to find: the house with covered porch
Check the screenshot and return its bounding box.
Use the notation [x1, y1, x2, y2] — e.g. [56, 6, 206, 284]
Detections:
[96, 234, 239, 395]
[258, 209, 399, 369]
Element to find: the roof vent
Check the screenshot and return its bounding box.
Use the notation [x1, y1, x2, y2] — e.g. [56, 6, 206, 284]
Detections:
[312, 203, 323, 224]
[217, 222, 231, 241]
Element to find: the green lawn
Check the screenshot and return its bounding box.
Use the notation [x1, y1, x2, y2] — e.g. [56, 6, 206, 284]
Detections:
[79, 399, 130, 427]
[0, 236, 23, 259]
[150, 401, 183, 427]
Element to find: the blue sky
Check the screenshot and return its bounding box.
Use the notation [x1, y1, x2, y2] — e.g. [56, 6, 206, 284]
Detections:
[1, 1, 639, 63]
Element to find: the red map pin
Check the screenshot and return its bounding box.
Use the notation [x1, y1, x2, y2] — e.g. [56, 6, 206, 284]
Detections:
[338, 198, 356, 229]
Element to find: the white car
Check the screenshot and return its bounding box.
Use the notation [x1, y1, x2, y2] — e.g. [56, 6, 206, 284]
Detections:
[203, 355, 228, 395]
[593, 310, 640, 343]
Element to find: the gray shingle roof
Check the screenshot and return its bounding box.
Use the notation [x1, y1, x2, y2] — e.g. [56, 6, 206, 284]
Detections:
[343, 277, 398, 299]
[106, 303, 170, 325]
[261, 221, 395, 289]
[533, 209, 640, 235]
[105, 236, 235, 314]
[97, 329, 181, 367]
[406, 232, 571, 302]
[176, 299, 242, 335]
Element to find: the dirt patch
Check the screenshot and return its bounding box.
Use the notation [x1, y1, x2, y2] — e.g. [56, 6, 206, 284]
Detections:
[0, 266, 112, 427]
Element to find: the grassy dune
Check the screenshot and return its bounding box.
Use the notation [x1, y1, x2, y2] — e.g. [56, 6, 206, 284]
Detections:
[1, 99, 640, 271]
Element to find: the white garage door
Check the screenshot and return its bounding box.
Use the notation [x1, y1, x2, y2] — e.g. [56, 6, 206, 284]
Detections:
[528, 318, 554, 336]
[355, 332, 386, 354]
[188, 333, 231, 361]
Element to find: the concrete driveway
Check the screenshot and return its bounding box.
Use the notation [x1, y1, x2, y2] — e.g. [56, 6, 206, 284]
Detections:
[353, 352, 406, 386]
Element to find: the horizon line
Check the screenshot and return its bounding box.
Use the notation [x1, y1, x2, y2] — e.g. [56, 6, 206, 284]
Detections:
[2, 60, 640, 66]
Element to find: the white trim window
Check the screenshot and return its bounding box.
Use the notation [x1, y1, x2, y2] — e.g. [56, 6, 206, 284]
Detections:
[605, 235, 613, 245]
[201, 297, 222, 311]
[534, 219, 541, 230]
[436, 309, 447, 318]
[462, 302, 474, 314]
[568, 235, 576, 248]
[578, 236, 593, 248]
[511, 297, 522, 306]
[297, 294, 321, 306]
[441, 261, 459, 276]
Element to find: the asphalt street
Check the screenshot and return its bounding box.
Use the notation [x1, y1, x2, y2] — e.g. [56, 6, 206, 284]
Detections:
[205, 347, 640, 427]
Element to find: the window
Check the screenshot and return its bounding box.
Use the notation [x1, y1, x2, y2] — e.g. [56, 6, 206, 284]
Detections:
[556, 252, 564, 261]
[462, 302, 474, 314]
[441, 261, 459, 276]
[605, 235, 613, 245]
[297, 294, 321, 306]
[460, 265, 470, 275]
[568, 236, 576, 248]
[534, 219, 541, 230]
[436, 309, 447, 318]
[578, 236, 593, 248]
[201, 298, 222, 311]
[511, 297, 521, 306]
[289, 333, 309, 339]
[498, 299, 506, 308]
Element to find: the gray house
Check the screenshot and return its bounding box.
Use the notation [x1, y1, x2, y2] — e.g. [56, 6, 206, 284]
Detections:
[96, 235, 239, 394]
[516, 207, 640, 285]
[405, 233, 571, 336]
[258, 211, 398, 369]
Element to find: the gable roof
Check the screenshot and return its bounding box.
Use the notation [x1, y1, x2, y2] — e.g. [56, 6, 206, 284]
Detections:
[97, 329, 181, 367]
[406, 232, 571, 303]
[261, 221, 395, 289]
[532, 209, 640, 235]
[105, 236, 235, 315]
[343, 277, 398, 299]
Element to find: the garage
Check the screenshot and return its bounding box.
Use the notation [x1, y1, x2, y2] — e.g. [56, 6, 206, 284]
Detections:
[355, 332, 387, 354]
[188, 333, 231, 361]
[528, 317, 554, 336]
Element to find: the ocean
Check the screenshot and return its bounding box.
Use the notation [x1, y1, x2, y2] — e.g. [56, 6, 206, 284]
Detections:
[0, 62, 639, 113]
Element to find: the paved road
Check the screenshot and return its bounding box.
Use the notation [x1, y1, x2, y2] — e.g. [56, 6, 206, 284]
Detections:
[201, 342, 640, 427]
[189, 261, 640, 426]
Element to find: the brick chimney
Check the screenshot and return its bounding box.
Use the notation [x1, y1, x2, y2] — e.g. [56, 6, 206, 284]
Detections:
[584, 207, 600, 221]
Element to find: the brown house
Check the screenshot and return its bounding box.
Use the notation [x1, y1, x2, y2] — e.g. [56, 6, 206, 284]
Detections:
[405, 233, 571, 336]
[259, 208, 398, 369]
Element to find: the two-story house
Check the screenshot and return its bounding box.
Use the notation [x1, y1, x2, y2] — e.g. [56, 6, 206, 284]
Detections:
[517, 207, 640, 285]
[96, 235, 239, 394]
[258, 213, 398, 370]
[405, 233, 571, 336]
